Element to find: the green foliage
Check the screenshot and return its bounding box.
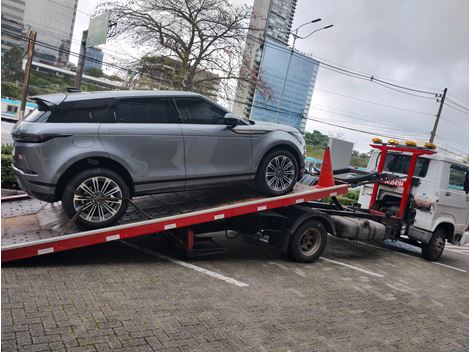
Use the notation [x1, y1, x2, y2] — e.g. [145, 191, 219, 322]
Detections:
[304, 130, 329, 149]
[1, 46, 23, 81]
[320, 190, 360, 206]
[1, 154, 18, 189]
[85, 67, 104, 78]
[1, 82, 22, 99]
[1, 144, 13, 155]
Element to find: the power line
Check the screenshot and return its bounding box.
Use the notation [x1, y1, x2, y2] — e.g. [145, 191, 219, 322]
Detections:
[446, 97, 469, 111]
[314, 88, 436, 116]
[44, 0, 93, 16]
[444, 102, 469, 115]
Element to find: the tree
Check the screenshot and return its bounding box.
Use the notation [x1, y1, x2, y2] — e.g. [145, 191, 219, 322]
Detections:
[1, 82, 22, 100]
[2, 46, 23, 82]
[84, 67, 104, 78]
[98, 0, 253, 99]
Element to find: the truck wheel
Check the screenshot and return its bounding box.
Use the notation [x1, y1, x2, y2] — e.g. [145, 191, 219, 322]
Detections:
[422, 228, 446, 261]
[256, 149, 298, 196]
[62, 168, 129, 229]
[289, 220, 327, 263]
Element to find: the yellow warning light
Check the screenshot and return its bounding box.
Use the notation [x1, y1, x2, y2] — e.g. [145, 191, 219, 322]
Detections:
[405, 140, 417, 147]
[388, 139, 400, 145]
[372, 137, 383, 144]
[425, 142, 436, 150]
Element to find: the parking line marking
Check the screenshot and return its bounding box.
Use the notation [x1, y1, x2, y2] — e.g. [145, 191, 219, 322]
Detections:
[342, 239, 467, 273]
[320, 257, 384, 277]
[121, 241, 249, 288]
[432, 262, 467, 273]
[444, 248, 469, 256]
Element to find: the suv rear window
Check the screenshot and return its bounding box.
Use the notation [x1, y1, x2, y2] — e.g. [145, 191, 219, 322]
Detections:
[115, 98, 179, 123]
[46, 100, 114, 123]
[383, 153, 430, 177]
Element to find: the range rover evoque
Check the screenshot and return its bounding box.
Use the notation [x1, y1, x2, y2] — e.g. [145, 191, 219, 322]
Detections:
[12, 90, 306, 228]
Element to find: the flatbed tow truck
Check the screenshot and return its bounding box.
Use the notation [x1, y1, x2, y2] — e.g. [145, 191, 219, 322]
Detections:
[2, 140, 467, 263]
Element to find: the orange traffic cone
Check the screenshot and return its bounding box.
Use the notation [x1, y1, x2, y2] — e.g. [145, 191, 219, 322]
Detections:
[317, 147, 335, 188]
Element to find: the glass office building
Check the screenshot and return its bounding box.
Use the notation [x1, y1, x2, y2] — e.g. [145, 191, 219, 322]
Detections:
[250, 39, 319, 133]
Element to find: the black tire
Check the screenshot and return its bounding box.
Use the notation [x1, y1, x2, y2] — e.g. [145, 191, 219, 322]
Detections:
[61, 168, 129, 229]
[422, 227, 446, 261]
[255, 149, 298, 196]
[289, 220, 327, 263]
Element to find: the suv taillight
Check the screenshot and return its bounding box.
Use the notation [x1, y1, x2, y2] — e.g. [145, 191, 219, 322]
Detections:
[12, 132, 70, 143]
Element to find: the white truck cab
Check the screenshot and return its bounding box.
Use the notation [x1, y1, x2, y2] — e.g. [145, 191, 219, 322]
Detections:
[358, 148, 469, 247]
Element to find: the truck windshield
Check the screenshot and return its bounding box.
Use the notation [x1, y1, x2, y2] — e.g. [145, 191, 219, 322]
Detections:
[383, 154, 430, 177]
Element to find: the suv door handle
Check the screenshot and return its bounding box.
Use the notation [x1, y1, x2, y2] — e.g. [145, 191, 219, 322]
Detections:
[445, 192, 451, 197]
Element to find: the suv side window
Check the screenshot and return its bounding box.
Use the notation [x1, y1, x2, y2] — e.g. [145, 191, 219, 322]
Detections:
[174, 97, 226, 124]
[46, 100, 114, 123]
[115, 98, 179, 123]
[448, 164, 468, 191]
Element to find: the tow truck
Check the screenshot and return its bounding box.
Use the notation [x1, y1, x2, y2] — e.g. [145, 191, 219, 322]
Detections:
[2, 139, 468, 263]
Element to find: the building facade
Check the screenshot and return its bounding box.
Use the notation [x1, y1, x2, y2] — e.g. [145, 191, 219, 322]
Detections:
[232, 0, 297, 117]
[250, 39, 318, 133]
[1, 0, 26, 53]
[23, 0, 78, 66]
[84, 47, 104, 71]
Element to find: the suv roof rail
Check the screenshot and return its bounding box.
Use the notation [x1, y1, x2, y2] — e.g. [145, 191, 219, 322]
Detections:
[66, 87, 81, 93]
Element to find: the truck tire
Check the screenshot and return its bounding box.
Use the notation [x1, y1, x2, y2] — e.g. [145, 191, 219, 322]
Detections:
[421, 227, 446, 261]
[289, 220, 327, 263]
[62, 168, 129, 229]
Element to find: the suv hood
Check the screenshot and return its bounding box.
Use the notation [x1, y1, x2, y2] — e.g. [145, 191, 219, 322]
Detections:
[248, 121, 300, 133]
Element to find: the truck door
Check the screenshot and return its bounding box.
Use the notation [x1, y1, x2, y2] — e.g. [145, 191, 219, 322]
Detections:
[435, 164, 469, 234]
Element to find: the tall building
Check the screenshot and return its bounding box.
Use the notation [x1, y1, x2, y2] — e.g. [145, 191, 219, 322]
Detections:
[23, 0, 78, 66]
[84, 47, 104, 71]
[250, 39, 318, 133]
[233, 0, 318, 133]
[1, 0, 26, 53]
[233, 0, 297, 117]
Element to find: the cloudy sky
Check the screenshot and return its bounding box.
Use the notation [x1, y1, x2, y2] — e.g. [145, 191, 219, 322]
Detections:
[72, 0, 469, 155]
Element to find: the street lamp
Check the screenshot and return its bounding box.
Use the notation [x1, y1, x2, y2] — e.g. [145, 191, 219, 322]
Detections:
[275, 21, 333, 123]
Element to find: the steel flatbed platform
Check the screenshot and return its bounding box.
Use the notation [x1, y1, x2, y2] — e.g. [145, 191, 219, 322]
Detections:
[1, 182, 349, 263]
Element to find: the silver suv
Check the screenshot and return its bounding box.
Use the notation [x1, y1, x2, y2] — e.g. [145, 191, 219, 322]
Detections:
[12, 90, 306, 228]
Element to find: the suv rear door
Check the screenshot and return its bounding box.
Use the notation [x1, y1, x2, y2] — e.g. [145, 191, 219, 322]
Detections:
[98, 97, 186, 194]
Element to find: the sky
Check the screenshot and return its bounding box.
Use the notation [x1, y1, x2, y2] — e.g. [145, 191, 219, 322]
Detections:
[71, 0, 469, 155]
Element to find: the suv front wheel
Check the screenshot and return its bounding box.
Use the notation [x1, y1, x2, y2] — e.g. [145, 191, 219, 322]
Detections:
[256, 149, 298, 196]
[62, 168, 129, 229]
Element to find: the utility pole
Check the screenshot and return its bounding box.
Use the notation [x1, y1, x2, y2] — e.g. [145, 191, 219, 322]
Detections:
[74, 30, 88, 88]
[18, 30, 37, 121]
[430, 87, 447, 143]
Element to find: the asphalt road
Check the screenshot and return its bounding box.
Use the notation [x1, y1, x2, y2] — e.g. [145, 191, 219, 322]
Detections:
[2, 231, 468, 352]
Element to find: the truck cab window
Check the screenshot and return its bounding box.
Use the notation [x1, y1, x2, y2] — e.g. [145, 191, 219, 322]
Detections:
[448, 164, 468, 191]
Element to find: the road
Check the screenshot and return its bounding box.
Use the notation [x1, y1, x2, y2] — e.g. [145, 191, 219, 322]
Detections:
[2, 231, 468, 351]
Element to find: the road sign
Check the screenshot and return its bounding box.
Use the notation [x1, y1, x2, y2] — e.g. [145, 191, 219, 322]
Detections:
[86, 12, 110, 48]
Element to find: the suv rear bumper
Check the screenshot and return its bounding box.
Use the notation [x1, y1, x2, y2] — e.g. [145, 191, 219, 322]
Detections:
[12, 164, 56, 202]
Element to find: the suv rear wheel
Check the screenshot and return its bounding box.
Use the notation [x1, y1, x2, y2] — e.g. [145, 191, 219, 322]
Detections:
[62, 168, 129, 229]
[256, 149, 298, 196]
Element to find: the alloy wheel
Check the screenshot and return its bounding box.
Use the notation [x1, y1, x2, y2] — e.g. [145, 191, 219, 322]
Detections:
[265, 155, 295, 192]
[73, 176, 123, 223]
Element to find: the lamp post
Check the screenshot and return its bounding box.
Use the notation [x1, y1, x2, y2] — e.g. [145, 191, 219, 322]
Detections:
[275, 22, 333, 123]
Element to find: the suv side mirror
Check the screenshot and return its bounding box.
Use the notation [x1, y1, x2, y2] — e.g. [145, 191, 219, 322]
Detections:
[224, 112, 240, 127]
[464, 172, 469, 194]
